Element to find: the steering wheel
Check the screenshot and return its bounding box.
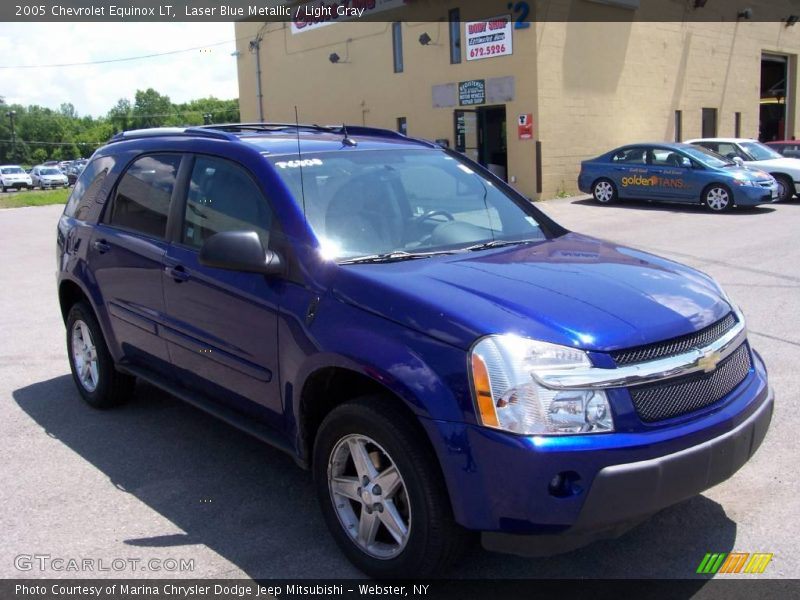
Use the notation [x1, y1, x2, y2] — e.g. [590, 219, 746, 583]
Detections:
[412, 210, 455, 225]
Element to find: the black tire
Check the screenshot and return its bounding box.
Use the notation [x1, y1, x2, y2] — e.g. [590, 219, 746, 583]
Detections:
[66, 302, 135, 409]
[313, 396, 470, 578]
[773, 174, 794, 202]
[592, 178, 617, 204]
[703, 183, 733, 212]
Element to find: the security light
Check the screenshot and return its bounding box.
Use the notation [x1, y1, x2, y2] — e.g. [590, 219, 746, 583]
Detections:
[419, 32, 432, 46]
[329, 52, 341, 64]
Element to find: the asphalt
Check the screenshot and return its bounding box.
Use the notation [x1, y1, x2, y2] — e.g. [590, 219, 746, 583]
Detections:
[0, 197, 798, 580]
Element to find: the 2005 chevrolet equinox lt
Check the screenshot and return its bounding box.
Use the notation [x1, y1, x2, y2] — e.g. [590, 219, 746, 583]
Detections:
[57, 124, 773, 577]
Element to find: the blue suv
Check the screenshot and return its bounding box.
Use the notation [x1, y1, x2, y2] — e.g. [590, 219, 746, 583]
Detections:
[57, 124, 773, 577]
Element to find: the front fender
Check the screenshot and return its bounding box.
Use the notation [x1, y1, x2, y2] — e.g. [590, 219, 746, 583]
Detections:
[281, 293, 476, 457]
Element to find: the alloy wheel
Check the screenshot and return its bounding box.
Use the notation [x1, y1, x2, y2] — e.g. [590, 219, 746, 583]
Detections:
[71, 319, 99, 392]
[328, 434, 411, 560]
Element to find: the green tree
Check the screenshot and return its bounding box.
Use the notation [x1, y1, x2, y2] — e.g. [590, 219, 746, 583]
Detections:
[107, 98, 132, 133]
[31, 148, 47, 164]
[132, 88, 172, 129]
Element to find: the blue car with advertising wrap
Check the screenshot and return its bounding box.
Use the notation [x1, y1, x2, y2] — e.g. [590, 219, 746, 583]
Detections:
[578, 142, 778, 211]
[57, 125, 773, 577]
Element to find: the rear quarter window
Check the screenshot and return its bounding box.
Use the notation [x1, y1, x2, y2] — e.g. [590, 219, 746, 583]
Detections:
[63, 156, 114, 220]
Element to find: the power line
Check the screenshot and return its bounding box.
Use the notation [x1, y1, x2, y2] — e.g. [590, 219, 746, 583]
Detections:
[0, 139, 102, 146]
[0, 36, 245, 70]
[3, 107, 240, 121]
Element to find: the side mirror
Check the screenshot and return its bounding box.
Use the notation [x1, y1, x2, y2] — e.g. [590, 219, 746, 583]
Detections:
[199, 230, 283, 275]
[733, 156, 745, 167]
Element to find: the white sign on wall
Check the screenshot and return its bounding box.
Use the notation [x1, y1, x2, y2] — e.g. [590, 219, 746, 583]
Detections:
[465, 15, 513, 61]
[291, 0, 407, 35]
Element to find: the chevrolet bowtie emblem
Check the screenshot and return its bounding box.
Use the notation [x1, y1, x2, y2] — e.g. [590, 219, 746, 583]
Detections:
[697, 350, 722, 373]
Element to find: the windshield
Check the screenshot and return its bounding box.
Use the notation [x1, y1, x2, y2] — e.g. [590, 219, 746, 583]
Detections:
[1, 167, 24, 174]
[740, 141, 783, 161]
[41, 168, 61, 175]
[268, 149, 547, 261]
[682, 146, 734, 168]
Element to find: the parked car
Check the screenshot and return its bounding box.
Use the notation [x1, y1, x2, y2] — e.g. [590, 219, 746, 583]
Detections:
[66, 164, 84, 186]
[0, 164, 33, 191]
[764, 140, 800, 159]
[686, 137, 800, 202]
[578, 142, 778, 211]
[30, 165, 69, 189]
[57, 125, 773, 577]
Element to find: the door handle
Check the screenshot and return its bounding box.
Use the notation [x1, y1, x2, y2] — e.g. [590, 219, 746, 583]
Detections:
[92, 240, 111, 254]
[166, 264, 190, 283]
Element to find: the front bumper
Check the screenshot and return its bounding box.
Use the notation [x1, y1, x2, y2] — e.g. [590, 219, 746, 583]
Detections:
[482, 387, 773, 556]
[2, 180, 30, 189]
[420, 349, 772, 555]
[733, 183, 778, 205]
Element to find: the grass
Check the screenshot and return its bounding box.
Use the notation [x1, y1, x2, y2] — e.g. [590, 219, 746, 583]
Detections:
[0, 187, 70, 209]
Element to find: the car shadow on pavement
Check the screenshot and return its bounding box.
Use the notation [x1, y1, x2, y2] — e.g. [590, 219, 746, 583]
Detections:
[14, 375, 737, 583]
[571, 198, 777, 215]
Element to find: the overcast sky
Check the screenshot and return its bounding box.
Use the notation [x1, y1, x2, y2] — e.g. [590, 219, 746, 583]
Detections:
[0, 23, 240, 117]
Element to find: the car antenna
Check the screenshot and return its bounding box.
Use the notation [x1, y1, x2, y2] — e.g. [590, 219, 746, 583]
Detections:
[341, 123, 357, 147]
[294, 106, 308, 224]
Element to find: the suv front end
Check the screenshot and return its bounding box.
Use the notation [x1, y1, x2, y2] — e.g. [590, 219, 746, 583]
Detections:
[433, 304, 773, 555]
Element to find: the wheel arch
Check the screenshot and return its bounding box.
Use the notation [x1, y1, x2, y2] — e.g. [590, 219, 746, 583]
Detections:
[297, 362, 432, 469]
[58, 278, 91, 323]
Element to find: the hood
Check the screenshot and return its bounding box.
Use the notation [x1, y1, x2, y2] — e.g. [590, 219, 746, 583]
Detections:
[747, 157, 800, 175]
[331, 233, 731, 352]
[729, 166, 774, 182]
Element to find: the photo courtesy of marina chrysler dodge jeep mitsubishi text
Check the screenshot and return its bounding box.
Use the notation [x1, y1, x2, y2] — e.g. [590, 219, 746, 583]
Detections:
[56, 124, 773, 578]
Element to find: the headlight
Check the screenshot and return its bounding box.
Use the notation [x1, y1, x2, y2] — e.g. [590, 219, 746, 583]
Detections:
[470, 335, 614, 435]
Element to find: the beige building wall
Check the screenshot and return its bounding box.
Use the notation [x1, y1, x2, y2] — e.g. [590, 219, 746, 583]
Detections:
[534, 19, 800, 197]
[235, 1, 800, 199]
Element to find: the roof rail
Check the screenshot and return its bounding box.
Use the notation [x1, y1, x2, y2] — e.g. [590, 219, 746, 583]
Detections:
[108, 126, 238, 143]
[198, 123, 436, 146]
[198, 123, 337, 134]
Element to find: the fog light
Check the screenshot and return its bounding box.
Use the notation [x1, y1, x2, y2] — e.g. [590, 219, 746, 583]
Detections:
[548, 471, 582, 498]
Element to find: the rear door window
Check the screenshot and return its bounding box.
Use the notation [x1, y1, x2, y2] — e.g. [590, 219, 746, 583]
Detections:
[107, 154, 181, 239]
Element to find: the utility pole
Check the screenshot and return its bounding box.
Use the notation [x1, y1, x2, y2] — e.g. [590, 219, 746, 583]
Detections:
[5, 110, 16, 161]
[249, 34, 264, 123]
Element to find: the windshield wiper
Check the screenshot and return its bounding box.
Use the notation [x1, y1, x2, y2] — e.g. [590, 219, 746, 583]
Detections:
[338, 250, 451, 265]
[463, 239, 538, 252]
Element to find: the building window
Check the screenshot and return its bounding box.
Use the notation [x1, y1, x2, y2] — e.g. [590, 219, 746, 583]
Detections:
[397, 117, 408, 135]
[674, 110, 682, 142]
[449, 9, 461, 64]
[735, 112, 742, 137]
[392, 22, 403, 73]
[702, 108, 718, 138]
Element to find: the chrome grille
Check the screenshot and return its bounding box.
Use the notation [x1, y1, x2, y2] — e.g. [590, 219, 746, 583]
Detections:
[630, 343, 751, 422]
[612, 313, 737, 366]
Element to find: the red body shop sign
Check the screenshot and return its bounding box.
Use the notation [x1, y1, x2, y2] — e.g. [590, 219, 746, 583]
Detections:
[465, 15, 513, 61]
[518, 113, 534, 140]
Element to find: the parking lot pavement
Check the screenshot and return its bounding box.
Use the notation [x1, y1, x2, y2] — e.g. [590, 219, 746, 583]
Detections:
[1, 200, 798, 580]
